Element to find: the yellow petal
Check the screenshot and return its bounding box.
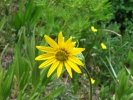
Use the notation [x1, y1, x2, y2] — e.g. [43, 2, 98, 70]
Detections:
[101, 43, 107, 49]
[44, 35, 59, 49]
[91, 78, 95, 84]
[68, 56, 84, 66]
[57, 62, 63, 78]
[91, 26, 97, 32]
[64, 61, 72, 78]
[64, 36, 76, 52]
[38, 58, 56, 68]
[35, 53, 54, 60]
[66, 42, 76, 52]
[71, 48, 85, 55]
[66, 60, 82, 73]
[58, 31, 64, 48]
[47, 60, 60, 77]
[64, 36, 72, 48]
[36, 46, 55, 53]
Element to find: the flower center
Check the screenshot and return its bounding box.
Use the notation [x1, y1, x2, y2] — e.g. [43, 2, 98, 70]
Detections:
[55, 49, 68, 61]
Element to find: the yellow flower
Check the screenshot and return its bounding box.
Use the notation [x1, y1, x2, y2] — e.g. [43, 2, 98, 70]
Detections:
[91, 26, 97, 32]
[91, 78, 95, 84]
[101, 43, 107, 49]
[35, 31, 85, 78]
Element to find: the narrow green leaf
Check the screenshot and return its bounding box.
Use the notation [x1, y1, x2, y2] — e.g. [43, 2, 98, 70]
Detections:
[0, 44, 9, 84]
[130, 60, 133, 76]
[0, 85, 3, 100]
[30, 6, 43, 27]
[116, 69, 130, 100]
[127, 93, 133, 100]
[127, 50, 133, 61]
[13, 44, 22, 82]
[13, 43, 30, 91]
[18, 0, 25, 25]
[106, 56, 117, 79]
[0, 43, 9, 67]
[24, 28, 36, 69]
[32, 65, 40, 87]
[30, 30, 36, 68]
[0, 17, 6, 31]
[19, 62, 30, 90]
[24, 0, 34, 23]
[1, 66, 14, 100]
[42, 86, 65, 100]
[100, 57, 116, 82]
[41, 67, 51, 86]
[16, 92, 22, 100]
[14, 12, 21, 30]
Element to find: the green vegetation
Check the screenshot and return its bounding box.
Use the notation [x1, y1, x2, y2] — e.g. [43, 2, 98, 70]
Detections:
[0, 0, 133, 100]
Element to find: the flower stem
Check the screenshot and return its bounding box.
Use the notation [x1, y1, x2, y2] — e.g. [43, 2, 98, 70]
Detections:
[82, 67, 92, 100]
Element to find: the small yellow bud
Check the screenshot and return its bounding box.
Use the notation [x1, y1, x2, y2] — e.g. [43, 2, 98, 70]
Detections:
[101, 43, 107, 49]
[91, 26, 97, 32]
[91, 78, 95, 84]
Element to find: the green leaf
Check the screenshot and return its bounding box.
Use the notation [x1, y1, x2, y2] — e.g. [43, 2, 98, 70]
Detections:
[77, 53, 85, 64]
[13, 43, 30, 90]
[1, 66, 14, 100]
[99, 85, 109, 100]
[0, 17, 6, 31]
[30, 6, 43, 27]
[40, 67, 52, 86]
[19, 62, 30, 90]
[126, 93, 133, 100]
[0, 44, 9, 85]
[127, 50, 133, 76]
[24, 0, 34, 23]
[42, 86, 65, 100]
[130, 60, 133, 76]
[116, 69, 130, 100]
[16, 92, 22, 100]
[14, 12, 21, 30]
[13, 44, 24, 82]
[32, 65, 40, 87]
[71, 71, 80, 94]
[127, 50, 133, 61]
[0, 85, 3, 100]
[24, 28, 36, 69]
[0, 70, 3, 85]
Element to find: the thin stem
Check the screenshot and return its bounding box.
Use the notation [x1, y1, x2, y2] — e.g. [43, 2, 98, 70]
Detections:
[100, 57, 118, 84]
[82, 67, 92, 100]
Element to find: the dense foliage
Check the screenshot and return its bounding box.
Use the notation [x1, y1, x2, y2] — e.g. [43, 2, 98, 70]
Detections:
[109, 0, 133, 34]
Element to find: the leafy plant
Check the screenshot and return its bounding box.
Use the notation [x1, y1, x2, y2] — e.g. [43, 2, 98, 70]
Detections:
[109, 0, 133, 34]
